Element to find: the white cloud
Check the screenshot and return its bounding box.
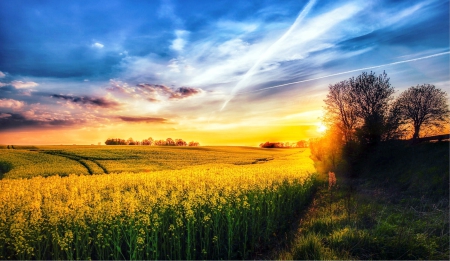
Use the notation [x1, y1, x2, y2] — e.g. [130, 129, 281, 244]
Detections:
[118, 0, 437, 115]
[171, 30, 189, 51]
[92, 42, 104, 49]
[11, 81, 39, 89]
[0, 98, 25, 110]
[158, 0, 182, 26]
[167, 59, 180, 72]
[0, 71, 5, 78]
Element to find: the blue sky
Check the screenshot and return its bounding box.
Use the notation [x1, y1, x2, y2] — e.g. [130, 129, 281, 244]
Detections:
[0, 0, 448, 145]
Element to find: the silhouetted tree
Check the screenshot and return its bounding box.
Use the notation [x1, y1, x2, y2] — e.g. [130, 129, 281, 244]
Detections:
[175, 139, 187, 146]
[349, 71, 395, 144]
[127, 137, 135, 145]
[166, 138, 175, 146]
[324, 80, 358, 142]
[324, 71, 396, 145]
[296, 140, 308, 148]
[395, 84, 449, 139]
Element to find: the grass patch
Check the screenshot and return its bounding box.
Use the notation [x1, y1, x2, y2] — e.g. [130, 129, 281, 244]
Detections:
[274, 141, 449, 260]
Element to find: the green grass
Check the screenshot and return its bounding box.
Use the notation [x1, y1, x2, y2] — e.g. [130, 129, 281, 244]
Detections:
[273, 141, 449, 260]
[0, 145, 304, 179]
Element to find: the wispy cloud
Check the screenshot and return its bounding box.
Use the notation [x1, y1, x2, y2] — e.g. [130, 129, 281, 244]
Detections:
[0, 71, 5, 78]
[50, 94, 121, 108]
[92, 42, 104, 49]
[108, 80, 203, 102]
[0, 112, 85, 131]
[117, 116, 168, 123]
[10, 81, 39, 89]
[158, 0, 182, 26]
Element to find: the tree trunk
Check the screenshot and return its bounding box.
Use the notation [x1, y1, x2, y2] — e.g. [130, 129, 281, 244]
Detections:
[413, 125, 420, 140]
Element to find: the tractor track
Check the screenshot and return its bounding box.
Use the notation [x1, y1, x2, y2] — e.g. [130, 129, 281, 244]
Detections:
[40, 150, 109, 175]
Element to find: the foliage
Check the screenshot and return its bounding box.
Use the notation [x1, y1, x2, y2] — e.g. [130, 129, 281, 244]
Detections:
[0, 150, 318, 260]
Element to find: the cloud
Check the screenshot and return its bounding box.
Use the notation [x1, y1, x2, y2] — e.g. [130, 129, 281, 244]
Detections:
[108, 80, 203, 102]
[136, 83, 202, 100]
[0, 71, 5, 78]
[0, 98, 25, 110]
[50, 94, 121, 108]
[0, 113, 84, 131]
[158, 0, 182, 26]
[92, 42, 104, 49]
[0, 113, 11, 119]
[117, 116, 168, 123]
[171, 30, 189, 51]
[10, 81, 39, 89]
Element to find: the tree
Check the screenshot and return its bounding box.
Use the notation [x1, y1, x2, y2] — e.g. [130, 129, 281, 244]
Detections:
[166, 138, 175, 146]
[395, 84, 449, 139]
[324, 80, 358, 142]
[349, 71, 395, 144]
[324, 71, 396, 144]
[188, 141, 199, 146]
[127, 137, 135, 145]
[296, 140, 308, 148]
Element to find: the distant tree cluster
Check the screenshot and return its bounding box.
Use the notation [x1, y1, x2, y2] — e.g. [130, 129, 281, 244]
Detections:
[259, 140, 308, 148]
[105, 137, 200, 146]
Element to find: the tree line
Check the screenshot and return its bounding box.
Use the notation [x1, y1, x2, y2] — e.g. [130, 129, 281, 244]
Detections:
[105, 137, 200, 146]
[259, 140, 308, 148]
[323, 71, 448, 143]
[310, 71, 449, 176]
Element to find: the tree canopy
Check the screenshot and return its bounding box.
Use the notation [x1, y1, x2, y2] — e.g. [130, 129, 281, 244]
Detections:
[395, 84, 449, 139]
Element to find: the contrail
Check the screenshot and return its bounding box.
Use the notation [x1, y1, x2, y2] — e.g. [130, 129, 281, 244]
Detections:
[237, 51, 450, 95]
[220, 0, 317, 111]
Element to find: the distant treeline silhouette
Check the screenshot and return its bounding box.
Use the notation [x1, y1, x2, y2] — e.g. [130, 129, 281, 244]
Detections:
[105, 137, 199, 146]
[259, 140, 308, 148]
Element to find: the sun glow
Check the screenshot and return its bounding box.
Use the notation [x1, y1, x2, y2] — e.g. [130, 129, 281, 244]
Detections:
[317, 123, 327, 133]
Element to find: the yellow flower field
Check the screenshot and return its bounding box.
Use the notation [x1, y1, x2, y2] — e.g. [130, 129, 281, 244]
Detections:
[0, 147, 318, 260]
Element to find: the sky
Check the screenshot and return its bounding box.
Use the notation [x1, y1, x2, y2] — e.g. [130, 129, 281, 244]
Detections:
[0, 0, 448, 146]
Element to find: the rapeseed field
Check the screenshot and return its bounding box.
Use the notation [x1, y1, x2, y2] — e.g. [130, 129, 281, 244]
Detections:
[0, 147, 318, 259]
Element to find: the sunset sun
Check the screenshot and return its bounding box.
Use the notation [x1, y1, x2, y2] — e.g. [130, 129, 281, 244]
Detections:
[317, 123, 327, 133]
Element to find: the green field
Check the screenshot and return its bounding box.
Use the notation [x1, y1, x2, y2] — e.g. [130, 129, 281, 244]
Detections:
[0, 145, 303, 179]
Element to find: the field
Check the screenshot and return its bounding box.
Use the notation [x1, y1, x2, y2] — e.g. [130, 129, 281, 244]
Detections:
[0, 145, 304, 179]
[0, 146, 319, 259]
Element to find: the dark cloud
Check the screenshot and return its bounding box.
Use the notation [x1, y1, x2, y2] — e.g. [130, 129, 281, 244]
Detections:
[136, 83, 202, 100]
[170, 87, 202, 99]
[117, 116, 168, 123]
[50, 94, 120, 108]
[0, 113, 83, 131]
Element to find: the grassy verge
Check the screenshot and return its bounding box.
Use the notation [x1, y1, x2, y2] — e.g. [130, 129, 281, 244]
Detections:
[273, 141, 449, 260]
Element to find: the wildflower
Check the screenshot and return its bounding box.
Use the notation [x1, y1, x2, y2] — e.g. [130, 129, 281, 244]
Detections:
[328, 171, 336, 189]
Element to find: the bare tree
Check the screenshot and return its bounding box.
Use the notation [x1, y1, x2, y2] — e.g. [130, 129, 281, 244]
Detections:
[395, 84, 449, 139]
[324, 80, 358, 142]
